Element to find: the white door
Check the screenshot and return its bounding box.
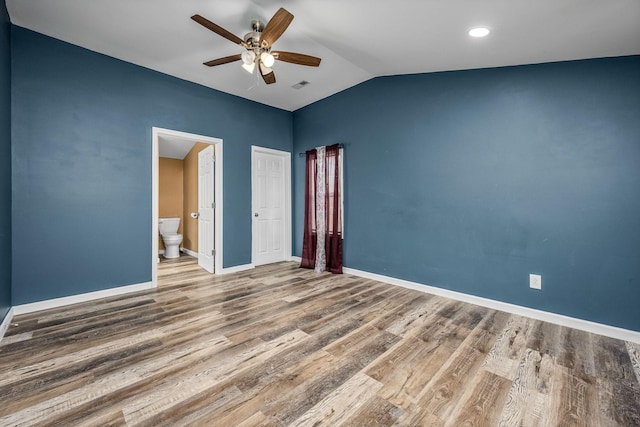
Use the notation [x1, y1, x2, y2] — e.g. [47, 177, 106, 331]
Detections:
[198, 145, 215, 273]
[252, 149, 288, 266]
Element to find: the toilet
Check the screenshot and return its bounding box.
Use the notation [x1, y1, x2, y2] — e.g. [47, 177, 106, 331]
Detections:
[159, 217, 183, 259]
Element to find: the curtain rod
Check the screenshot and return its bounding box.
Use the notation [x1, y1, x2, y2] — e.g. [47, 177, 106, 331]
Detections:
[298, 143, 345, 157]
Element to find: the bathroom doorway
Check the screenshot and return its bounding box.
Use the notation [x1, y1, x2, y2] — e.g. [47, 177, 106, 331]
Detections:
[151, 127, 223, 286]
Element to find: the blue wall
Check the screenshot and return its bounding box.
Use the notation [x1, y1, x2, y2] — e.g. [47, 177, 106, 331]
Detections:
[0, 0, 10, 322]
[293, 56, 640, 331]
[7, 22, 640, 332]
[11, 27, 292, 305]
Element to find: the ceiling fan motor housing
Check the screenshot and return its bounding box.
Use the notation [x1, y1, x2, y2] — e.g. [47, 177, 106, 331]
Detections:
[244, 20, 265, 47]
[244, 31, 261, 46]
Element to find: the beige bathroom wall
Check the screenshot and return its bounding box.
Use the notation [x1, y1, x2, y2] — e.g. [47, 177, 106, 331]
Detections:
[158, 157, 184, 250]
[182, 142, 211, 253]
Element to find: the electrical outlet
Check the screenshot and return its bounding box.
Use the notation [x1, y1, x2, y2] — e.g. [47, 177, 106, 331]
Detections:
[530, 274, 542, 290]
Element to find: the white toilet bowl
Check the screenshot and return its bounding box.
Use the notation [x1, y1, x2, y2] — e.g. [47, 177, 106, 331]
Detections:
[159, 217, 183, 259]
[161, 233, 183, 258]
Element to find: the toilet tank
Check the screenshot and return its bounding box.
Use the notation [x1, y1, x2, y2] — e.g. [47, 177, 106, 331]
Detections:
[159, 217, 180, 235]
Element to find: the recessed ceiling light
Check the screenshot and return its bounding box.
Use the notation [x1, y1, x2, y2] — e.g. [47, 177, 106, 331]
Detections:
[468, 27, 490, 38]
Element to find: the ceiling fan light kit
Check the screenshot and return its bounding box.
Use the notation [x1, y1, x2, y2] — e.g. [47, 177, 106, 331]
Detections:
[191, 7, 321, 85]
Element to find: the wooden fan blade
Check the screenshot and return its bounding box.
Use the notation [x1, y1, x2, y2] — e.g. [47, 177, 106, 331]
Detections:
[260, 62, 276, 85]
[261, 71, 276, 85]
[203, 54, 242, 67]
[273, 51, 321, 67]
[191, 14, 245, 46]
[260, 8, 294, 48]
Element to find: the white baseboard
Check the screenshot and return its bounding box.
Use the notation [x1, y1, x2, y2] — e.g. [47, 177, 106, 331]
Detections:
[158, 249, 165, 255]
[221, 263, 254, 275]
[12, 281, 156, 315]
[0, 307, 14, 344]
[181, 248, 198, 258]
[290, 256, 302, 263]
[341, 266, 640, 344]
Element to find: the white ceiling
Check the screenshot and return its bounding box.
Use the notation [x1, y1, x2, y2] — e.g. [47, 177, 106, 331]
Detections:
[158, 135, 197, 160]
[7, 0, 640, 111]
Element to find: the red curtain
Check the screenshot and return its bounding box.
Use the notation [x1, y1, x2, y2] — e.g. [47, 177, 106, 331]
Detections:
[325, 145, 343, 273]
[300, 144, 343, 273]
[300, 149, 317, 269]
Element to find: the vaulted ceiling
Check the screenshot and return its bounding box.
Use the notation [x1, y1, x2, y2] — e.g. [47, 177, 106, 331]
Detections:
[7, 0, 640, 111]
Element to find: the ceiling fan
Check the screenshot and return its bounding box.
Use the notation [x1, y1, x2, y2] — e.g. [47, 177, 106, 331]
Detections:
[191, 8, 321, 85]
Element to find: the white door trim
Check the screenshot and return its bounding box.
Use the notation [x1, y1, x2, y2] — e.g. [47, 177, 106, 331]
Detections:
[152, 127, 223, 287]
[251, 146, 292, 266]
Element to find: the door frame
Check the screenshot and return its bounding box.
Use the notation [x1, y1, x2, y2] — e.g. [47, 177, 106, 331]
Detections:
[152, 127, 223, 286]
[251, 145, 292, 266]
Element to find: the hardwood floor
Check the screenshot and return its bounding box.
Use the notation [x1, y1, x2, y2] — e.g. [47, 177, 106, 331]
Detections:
[1, 255, 639, 426]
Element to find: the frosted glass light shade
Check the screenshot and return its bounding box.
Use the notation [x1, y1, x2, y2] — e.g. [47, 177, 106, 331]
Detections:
[260, 52, 275, 68]
[242, 62, 255, 74]
[241, 51, 256, 65]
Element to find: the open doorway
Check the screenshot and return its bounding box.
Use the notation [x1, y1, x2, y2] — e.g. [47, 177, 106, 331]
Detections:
[152, 127, 223, 287]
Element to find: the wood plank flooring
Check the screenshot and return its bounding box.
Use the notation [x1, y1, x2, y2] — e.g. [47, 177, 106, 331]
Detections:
[1, 255, 639, 426]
